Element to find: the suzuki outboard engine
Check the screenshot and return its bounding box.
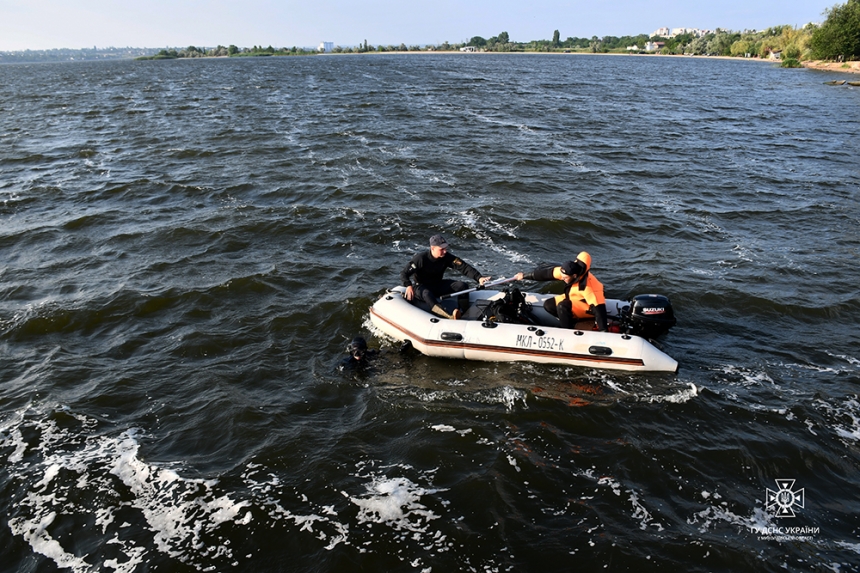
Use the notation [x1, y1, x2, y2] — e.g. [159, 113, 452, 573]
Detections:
[621, 294, 676, 339]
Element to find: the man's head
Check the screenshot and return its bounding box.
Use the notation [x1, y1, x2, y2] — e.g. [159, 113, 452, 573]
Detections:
[560, 259, 586, 283]
[429, 234, 449, 258]
[348, 337, 368, 360]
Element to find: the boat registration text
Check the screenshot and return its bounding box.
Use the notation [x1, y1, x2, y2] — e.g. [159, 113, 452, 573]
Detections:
[515, 334, 564, 351]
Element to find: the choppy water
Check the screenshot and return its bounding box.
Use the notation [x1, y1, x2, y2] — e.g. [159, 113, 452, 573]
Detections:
[1, 53, 859, 572]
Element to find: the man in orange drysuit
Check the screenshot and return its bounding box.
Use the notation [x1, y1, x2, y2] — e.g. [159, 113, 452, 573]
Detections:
[516, 251, 608, 331]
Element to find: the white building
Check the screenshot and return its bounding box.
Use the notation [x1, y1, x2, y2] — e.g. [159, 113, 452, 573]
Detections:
[671, 28, 711, 38]
[317, 42, 334, 53]
[652, 27, 712, 39]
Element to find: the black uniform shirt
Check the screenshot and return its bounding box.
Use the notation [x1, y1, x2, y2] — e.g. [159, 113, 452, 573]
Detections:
[401, 250, 482, 289]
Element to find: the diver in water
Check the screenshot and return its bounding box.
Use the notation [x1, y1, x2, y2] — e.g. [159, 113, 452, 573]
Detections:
[338, 336, 378, 372]
[337, 336, 413, 374]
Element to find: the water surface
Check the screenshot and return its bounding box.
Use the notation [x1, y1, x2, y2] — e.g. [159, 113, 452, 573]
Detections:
[1, 54, 859, 572]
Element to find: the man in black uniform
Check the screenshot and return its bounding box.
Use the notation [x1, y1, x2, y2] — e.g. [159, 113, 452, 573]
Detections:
[401, 234, 490, 319]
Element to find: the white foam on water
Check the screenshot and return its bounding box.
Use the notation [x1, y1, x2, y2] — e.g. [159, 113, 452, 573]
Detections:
[715, 364, 778, 388]
[628, 490, 664, 532]
[407, 164, 456, 187]
[815, 397, 860, 444]
[108, 431, 252, 563]
[349, 475, 441, 533]
[0, 189, 23, 206]
[8, 511, 92, 572]
[790, 363, 844, 375]
[431, 424, 456, 433]
[835, 541, 860, 555]
[3, 406, 480, 571]
[450, 211, 533, 266]
[0, 408, 275, 571]
[104, 544, 147, 573]
[383, 384, 528, 412]
[0, 299, 51, 337]
[573, 470, 664, 532]
[688, 504, 768, 533]
[600, 377, 631, 395]
[731, 243, 755, 264]
[261, 499, 350, 551]
[1, 408, 28, 463]
[340, 461, 456, 569]
[690, 266, 721, 277]
[496, 385, 528, 411]
[826, 352, 859, 367]
[640, 383, 698, 404]
[589, 373, 697, 405]
[483, 217, 521, 240]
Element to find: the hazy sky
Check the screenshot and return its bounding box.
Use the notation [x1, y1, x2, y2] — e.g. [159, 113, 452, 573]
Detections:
[0, 0, 835, 51]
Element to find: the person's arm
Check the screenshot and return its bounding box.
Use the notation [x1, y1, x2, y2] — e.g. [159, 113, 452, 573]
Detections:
[401, 260, 416, 287]
[449, 254, 487, 284]
[517, 265, 558, 282]
[401, 255, 421, 300]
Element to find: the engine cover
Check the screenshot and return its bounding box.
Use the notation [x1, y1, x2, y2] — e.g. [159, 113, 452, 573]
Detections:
[626, 294, 676, 339]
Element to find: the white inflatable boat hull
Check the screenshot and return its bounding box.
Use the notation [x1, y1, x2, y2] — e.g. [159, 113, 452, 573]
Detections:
[369, 287, 678, 373]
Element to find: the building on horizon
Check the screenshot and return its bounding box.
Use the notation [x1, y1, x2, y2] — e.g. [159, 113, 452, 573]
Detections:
[671, 27, 711, 38]
[317, 42, 333, 53]
[651, 27, 712, 39]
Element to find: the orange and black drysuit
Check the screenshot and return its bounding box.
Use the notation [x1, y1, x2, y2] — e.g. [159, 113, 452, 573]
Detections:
[521, 252, 608, 331]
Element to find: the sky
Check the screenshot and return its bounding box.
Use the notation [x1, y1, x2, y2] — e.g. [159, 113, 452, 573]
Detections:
[0, 0, 836, 51]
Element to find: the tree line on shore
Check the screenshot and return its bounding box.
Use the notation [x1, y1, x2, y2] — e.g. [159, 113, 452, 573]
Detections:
[460, 0, 858, 65]
[4, 0, 856, 65]
[140, 0, 857, 65]
[139, 45, 318, 59]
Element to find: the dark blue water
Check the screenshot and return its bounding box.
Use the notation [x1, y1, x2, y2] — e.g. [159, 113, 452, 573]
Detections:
[1, 54, 859, 572]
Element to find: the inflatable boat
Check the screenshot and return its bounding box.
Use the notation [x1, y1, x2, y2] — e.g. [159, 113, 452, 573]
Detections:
[369, 284, 678, 373]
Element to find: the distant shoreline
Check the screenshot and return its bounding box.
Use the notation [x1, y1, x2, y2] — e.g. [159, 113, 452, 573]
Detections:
[4, 48, 858, 74]
[333, 51, 860, 73]
[801, 59, 860, 74]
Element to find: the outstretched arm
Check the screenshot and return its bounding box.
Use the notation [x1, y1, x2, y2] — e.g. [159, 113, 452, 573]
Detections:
[516, 266, 557, 282]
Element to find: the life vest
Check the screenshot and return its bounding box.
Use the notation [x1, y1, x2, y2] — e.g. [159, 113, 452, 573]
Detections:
[553, 252, 605, 319]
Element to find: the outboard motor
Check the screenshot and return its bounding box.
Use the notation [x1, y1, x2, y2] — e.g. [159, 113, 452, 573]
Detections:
[622, 294, 676, 339]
